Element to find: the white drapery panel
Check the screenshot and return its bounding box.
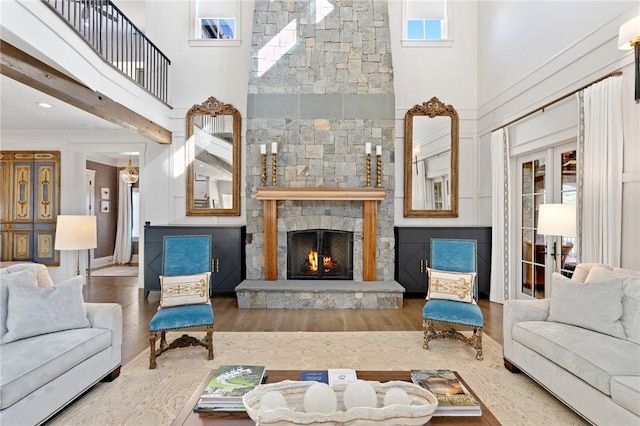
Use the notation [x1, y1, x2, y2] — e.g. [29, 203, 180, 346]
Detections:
[113, 171, 133, 264]
[577, 77, 623, 266]
[413, 160, 427, 209]
[490, 128, 512, 303]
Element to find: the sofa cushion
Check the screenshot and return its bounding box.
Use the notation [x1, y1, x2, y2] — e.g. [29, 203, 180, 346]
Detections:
[585, 265, 640, 344]
[2, 279, 90, 344]
[610, 376, 640, 416]
[4, 263, 55, 288]
[0, 269, 37, 342]
[0, 327, 111, 409]
[548, 273, 625, 339]
[571, 263, 611, 283]
[512, 321, 640, 395]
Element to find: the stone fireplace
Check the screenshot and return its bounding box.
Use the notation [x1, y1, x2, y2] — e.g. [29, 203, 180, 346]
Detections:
[244, 0, 396, 282]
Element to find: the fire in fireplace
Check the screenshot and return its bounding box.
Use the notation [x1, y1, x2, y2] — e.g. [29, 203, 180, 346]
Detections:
[287, 229, 354, 280]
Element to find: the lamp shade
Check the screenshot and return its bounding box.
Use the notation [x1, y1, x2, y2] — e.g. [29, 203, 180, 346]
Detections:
[618, 16, 640, 50]
[537, 204, 576, 237]
[55, 215, 97, 250]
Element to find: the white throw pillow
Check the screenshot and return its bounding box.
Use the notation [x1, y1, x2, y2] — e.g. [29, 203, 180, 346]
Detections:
[549, 272, 625, 339]
[5, 263, 55, 288]
[0, 269, 38, 342]
[1, 279, 90, 344]
[159, 272, 211, 309]
[426, 269, 476, 303]
[585, 265, 640, 344]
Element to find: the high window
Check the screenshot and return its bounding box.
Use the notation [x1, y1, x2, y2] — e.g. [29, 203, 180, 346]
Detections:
[402, 0, 451, 47]
[190, 0, 241, 46]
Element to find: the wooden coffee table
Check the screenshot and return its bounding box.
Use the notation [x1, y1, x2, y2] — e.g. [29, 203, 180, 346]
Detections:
[172, 370, 500, 425]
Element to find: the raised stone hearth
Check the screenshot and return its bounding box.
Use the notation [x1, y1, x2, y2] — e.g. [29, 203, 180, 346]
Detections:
[236, 280, 405, 309]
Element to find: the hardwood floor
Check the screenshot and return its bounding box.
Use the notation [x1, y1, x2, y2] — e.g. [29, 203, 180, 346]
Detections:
[83, 275, 503, 366]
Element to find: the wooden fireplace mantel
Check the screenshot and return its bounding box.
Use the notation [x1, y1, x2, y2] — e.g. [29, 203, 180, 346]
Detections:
[256, 187, 387, 281]
[256, 187, 386, 201]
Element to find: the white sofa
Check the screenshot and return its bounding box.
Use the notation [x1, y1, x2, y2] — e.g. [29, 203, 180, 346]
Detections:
[503, 263, 640, 425]
[0, 263, 123, 425]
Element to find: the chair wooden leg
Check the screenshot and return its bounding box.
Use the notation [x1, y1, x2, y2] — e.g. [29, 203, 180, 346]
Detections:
[149, 331, 158, 369]
[422, 319, 437, 349]
[206, 325, 214, 360]
[473, 328, 483, 361]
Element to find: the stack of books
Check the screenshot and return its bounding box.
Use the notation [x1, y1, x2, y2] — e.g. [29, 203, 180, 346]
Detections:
[410, 369, 481, 416]
[299, 368, 358, 385]
[194, 365, 267, 413]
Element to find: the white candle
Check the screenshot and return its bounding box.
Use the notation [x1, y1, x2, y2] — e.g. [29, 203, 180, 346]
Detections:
[260, 144, 266, 154]
[365, 143, 371, 155]
[376, 145, 382, 156]
[271, 142, 278, 154]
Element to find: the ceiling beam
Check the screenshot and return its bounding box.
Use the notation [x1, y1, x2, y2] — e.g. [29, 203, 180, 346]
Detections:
[0, 40, 171, 145]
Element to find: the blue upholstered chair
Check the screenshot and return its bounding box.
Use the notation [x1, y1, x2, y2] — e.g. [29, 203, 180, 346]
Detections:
[149, 235, 214, 369]
[422, 239, 484, 360]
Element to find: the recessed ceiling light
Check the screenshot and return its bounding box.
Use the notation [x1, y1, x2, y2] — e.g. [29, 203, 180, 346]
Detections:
[37, 102, 52, 108]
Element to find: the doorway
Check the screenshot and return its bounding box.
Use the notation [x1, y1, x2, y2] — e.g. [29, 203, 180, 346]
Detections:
[516, 143, 577, 299]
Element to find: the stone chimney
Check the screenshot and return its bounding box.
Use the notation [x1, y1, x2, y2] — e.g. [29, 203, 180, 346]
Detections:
[245, 0, 395, 281]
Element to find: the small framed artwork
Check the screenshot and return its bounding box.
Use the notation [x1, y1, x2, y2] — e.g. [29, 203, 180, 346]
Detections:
[100, 187, 110, 200]
[195, 173, 207, 181]
[101, 200, 110, 213]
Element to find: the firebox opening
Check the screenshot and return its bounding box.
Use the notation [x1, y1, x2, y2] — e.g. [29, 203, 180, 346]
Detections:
[287, 229, 354, 280]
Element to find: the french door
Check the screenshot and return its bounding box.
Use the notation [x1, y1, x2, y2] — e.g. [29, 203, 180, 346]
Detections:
[517, 143, 577, 299]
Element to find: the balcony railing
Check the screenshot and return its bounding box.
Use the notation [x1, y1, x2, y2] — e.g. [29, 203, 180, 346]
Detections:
[42, 0, 170, 104]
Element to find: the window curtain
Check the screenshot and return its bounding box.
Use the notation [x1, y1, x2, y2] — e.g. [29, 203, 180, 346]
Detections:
[113, 171, 133, 264]
[576, 77, 623, 266]
[413, 160, 427, 209]
[489, 128, 512, 303]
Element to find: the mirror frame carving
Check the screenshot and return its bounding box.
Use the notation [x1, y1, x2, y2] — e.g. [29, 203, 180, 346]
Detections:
[404, 96, 459, 218]
[186, 96, 241, 216]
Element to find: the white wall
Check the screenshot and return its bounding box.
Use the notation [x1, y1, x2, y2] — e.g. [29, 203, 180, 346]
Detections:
[477, 1, 640, 272]
[390, 0, 480, 227]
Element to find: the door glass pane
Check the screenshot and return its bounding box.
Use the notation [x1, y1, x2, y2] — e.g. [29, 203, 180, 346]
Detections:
[520, 157, 546, 299]
[559, 149, 577, 276]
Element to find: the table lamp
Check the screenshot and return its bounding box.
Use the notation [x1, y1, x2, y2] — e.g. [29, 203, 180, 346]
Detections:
[537, 204, 577, 272]
[55, 215, 97, 276]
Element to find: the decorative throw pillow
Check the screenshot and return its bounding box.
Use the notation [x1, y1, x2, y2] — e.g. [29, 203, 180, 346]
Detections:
[159, 272, 211, 309]
[548, 272, 625, 339]
[584, 265, 640, 344]
[0, 269, 38, 343]
[1, 279, 90, 344]
[426, 269, 476, 303]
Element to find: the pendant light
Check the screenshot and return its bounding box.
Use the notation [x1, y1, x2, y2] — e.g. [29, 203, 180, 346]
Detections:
[121, 156, 139, 184]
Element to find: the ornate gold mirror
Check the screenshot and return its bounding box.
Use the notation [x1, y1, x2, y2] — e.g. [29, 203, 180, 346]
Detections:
[186, 96, 241, 216]
[404, 97, 458, 218]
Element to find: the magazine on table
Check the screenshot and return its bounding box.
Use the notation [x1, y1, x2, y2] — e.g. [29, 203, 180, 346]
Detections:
[299, 368, 358, 386]
[194, 365, 266, 412]
[410, 369, 481, 416]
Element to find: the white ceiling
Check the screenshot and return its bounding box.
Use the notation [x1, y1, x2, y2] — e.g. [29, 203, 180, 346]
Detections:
[1, 74, 123, 131]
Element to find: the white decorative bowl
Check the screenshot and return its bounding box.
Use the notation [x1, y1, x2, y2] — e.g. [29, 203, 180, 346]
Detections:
[242, 380, 438, 425]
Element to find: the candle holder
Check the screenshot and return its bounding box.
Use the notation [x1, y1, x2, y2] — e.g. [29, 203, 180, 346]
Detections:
[365, 153, 371, 187]
[376, 154, 382, 187]
[271, 153, 277, 186]
[261, 153, 267, 186]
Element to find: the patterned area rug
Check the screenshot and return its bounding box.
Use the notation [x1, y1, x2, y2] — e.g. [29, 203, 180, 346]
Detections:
[49, 331, 586, 426]
[90, 266, 139, 277]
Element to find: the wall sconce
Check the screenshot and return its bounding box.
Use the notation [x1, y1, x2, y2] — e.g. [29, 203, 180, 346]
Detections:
[618, 16, 640, 103]
[121, 156, 139, 184]
[537, 204, 577, 272]
[55, 215, 98, 276]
